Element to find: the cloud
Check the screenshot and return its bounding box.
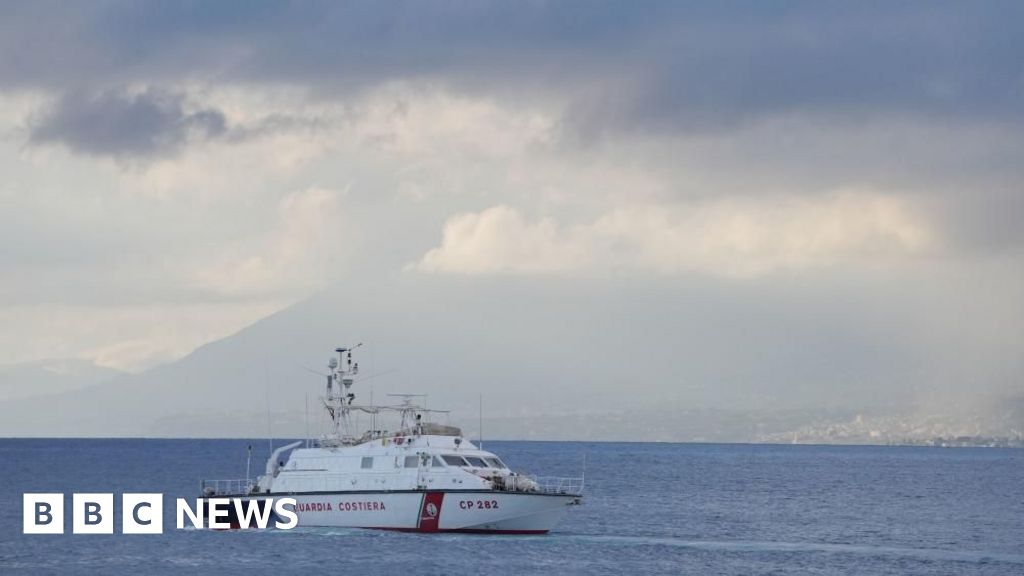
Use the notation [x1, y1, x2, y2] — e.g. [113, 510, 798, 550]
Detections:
[2, 3, 1022, 138]
[416, 191, 933, 277]
[0, 2, 1021, 418]
[0, 300, 286, 372]
[189, 187, 348, 297]
[417, 206, 583, 275]
[28, 88, 227, 159]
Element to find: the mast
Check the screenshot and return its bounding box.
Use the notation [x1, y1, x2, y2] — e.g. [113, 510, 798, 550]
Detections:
[323, 343, 362, 445]
[318, 344, 448, 446]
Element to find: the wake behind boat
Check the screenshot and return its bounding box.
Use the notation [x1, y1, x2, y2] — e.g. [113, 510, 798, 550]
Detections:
[200, 345, 583, 533]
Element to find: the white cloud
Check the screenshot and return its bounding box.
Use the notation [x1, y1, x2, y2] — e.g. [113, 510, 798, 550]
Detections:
[416, 190, 933, 278]
[416, 205, 584, 274]
[189, 187, 348, 297]
[0, 301, 285, 372]
[354, 85, 554, 156]
[0, 84, 565, 371]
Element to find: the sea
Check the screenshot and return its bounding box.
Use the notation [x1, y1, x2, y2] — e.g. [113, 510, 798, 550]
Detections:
[1, 439, 1021, 575]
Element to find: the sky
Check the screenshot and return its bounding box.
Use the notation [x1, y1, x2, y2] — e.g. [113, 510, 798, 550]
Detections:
[0, 2, 1022, 423]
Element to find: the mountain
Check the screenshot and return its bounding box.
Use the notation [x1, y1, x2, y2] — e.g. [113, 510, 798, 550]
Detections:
[0, 275, 686, 437]
[0, 359, 124, 402]
[0, 274, 1018, 442]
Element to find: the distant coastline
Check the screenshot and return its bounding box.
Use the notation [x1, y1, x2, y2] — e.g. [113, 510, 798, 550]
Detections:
[0, 436, 1020, 449]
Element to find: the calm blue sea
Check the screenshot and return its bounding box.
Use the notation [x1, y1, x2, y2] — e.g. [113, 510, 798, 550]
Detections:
[1, 439, 1021, 575]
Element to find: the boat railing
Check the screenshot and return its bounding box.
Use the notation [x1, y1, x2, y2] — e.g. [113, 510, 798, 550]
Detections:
[200, 478, 257, 497]
[493, 474, 584, 496]
[531, 475, 585, 495]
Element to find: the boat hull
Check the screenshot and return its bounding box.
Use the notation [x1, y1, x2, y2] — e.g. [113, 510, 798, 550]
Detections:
[204, 490, 580, 534]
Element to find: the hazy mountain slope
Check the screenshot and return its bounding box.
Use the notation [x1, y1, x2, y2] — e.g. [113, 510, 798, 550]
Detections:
[0, 273, 997, 439]
[0, 275, 667, 436]
[0, 274, 785, 437]
[0, 359, 124, 401]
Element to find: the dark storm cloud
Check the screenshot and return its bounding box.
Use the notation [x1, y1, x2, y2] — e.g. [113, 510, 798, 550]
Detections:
[28, 89, 227, 158]
[3, 1, 1023, 136]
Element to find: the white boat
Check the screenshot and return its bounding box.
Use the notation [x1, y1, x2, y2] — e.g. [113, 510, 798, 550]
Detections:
[201, 345, 583, 534]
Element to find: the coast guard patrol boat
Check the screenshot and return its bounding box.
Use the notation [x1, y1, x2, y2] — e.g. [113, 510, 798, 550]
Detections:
[201, 345, 583, 534]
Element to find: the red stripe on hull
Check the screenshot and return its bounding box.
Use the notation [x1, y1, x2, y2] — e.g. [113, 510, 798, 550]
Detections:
[417, 492, 445, 531]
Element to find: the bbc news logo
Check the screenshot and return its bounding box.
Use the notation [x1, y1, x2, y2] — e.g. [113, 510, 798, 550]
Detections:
[24, 493, 160, 535]
[23, 493, 297, 534]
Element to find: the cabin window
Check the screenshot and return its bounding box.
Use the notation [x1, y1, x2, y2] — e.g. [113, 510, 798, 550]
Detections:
[485, 457, 506, 469]
[361, 457, 374, 469]
[465, 456, 488, 468]
[404, 456, 419, 468]
[431, 456, 445, 467]
[442, 455, 470, 467]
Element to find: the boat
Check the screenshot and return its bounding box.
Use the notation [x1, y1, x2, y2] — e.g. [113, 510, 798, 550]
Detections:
[200, 345, 584, 534]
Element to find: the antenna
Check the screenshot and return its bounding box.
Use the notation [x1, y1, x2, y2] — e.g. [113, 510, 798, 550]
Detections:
[582, 452, 587, 492]
[369, 341, 375, 435]
[479, 393, 484, 450]
[386, 393, 427, 399]
[264, 363, 272, 454]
